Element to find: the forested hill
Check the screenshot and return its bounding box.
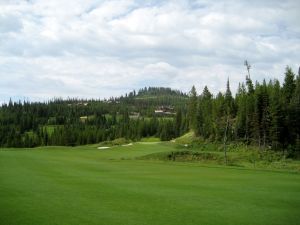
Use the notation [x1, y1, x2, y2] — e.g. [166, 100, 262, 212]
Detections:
[1, 66, 300, 158]
[115, 87, 188, 112]
[0, 87, 189, 147]
[136, 87, 187, 97]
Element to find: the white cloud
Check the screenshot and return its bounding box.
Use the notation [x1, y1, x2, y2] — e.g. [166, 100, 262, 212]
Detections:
[0, 0, 299, 102]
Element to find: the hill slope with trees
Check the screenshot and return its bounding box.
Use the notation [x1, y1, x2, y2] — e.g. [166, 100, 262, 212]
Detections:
[1, 66, 299, 157]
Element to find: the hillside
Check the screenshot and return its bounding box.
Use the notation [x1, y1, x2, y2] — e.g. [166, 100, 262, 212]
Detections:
[0, 87, 189, 147]
[116, 87, 188, 112]
[1, 65, 300, 159]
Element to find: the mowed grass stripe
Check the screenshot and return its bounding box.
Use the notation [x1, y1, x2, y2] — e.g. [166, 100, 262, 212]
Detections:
[0, 145, 300, 225]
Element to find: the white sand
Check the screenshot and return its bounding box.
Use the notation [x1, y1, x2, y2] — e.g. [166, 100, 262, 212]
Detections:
[97, 146, 110, 149]
[122, 143, 133, 147]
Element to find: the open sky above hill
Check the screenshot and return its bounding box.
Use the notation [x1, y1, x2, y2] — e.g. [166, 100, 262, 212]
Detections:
[0, 0, 299, 103]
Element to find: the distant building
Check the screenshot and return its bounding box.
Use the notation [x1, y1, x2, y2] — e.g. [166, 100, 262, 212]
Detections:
[68, 102, 88, 106]
[154, 106, 176, 116]
[129, 112, 140, 119]
[80, 116, 88, 122]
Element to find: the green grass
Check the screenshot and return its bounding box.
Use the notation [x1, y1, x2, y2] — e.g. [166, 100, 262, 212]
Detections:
[42, 125, 61, 135]
[24, 130, 35, 137]
[174, 131, 200, 145]
[104, 114, 122, 122]
[1, 143, 300, 225]
[140, 137, 161, 142]
[98, 138, 131, 147]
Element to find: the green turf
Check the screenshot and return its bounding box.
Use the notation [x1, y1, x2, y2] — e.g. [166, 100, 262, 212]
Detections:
[140, 137, 161, 142]
[174, 130, 198, 144]
[43, 125, 61, 135]
[0, 143, 300, 225]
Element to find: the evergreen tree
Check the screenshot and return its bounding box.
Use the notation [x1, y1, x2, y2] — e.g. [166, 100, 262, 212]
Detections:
[225, 78, 235, 116]
[290, 72, 300, 155]
[282, 66, 296, 103]
[282, 66, 296, 147]
[235, 83, 247, 142]
[269, 80, 283, 150]
[175, 108, 183, 136]
[213, 92, 226, 141]
[187, 86, 198, 130]
[196, 86, 213, 139]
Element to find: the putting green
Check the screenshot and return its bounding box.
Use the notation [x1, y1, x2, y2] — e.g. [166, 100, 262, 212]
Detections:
[0, 144, 300, 225]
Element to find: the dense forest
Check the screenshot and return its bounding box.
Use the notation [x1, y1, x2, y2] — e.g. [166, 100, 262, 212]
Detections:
[0, 87, 189, 147]
[0, 67, 299, 157]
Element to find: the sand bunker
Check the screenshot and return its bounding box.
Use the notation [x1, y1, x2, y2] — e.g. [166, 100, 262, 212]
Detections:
[97, 146, 110, 149]
[122, 143, 133, 147]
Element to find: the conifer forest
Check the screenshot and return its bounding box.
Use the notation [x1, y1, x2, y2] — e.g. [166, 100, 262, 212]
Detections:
[1, 66, 299, 158]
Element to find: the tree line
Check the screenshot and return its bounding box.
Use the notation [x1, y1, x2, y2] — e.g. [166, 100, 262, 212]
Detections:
[0, 88, 188, 147]
[187, 66, 300, 157]
[0, 66, 299, 157]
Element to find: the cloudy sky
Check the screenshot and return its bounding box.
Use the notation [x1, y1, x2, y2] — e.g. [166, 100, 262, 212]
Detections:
[0, 0, 299, 103]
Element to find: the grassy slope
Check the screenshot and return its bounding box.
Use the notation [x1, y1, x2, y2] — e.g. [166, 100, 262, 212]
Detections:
[0, 143, 300, 225]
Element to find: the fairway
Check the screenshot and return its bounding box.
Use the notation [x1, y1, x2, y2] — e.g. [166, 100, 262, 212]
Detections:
[1, 144, 300, 225]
